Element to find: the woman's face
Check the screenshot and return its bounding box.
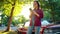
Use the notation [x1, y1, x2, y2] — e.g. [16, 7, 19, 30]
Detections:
[33, 1, 38, 9]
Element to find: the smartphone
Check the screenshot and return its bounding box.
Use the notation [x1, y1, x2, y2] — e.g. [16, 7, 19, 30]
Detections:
[29, 8, 32, 11]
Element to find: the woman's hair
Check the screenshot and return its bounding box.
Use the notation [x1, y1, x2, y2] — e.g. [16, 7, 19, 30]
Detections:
[34, 1, 40, 8]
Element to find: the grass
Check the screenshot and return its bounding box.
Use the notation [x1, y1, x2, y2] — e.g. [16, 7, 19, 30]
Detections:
[0, 31, 17, 34]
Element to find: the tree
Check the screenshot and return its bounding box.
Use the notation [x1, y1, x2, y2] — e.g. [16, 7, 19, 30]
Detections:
[0, 0, 34, 31]
[5, 0, 33, 31]
[0, 0, 32, 31]
[5, 0, 16, 31]
[38, 0, 60, 23]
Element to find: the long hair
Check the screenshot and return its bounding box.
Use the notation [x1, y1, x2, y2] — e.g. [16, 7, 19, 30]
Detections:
[34, 1, 40, 9]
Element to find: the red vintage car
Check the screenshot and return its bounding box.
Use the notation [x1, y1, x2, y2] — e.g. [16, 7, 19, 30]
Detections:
[17, 27, 35, 34]
[17, 24, 60, 34]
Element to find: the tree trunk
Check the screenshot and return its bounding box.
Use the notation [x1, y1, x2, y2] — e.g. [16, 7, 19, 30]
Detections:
[5, 1, 16, 31]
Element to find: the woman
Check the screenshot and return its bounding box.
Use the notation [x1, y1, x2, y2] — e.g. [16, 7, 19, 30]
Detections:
[27, 1, 43, 34]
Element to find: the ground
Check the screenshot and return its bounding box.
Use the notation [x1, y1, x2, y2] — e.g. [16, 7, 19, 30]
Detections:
[0, 31, 17, 34]
[0, 26, 18, 34]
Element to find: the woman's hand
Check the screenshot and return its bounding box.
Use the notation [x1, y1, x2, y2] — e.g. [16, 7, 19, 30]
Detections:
[33, 11, 39, 17]
[29, 8, 40, 18]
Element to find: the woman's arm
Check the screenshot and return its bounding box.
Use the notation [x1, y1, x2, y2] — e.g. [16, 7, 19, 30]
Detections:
[29, 11, 33, 18]
[33, 9, 43, 18]
[29, 10, 39, 18]
[33, 11, 39, 17]
[29, 8, 33, 18]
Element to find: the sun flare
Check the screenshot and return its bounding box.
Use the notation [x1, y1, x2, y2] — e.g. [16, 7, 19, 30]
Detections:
[20, 3, 33, 19]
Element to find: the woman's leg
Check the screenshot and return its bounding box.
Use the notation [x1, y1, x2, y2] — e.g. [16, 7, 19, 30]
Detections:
[35, 26, 41, 34]
[27, 26, 34, 34]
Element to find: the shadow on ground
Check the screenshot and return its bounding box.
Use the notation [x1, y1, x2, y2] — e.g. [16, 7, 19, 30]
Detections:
[0, 31, 17, 34]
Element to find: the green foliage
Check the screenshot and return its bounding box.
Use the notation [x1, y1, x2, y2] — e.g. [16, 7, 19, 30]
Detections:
[39, 0, 60, 23]
[2, 15, 9, 26]
[1, 0, 60, 24]
[0, 0, 34, 26]
[3, 0, 21, 16]
[18, 15, 28, 24]
[12, 19, 19, 26]
[11, 15, 28, 26]
[1, 15, 28, 26]
[2, 0, 33, 17]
